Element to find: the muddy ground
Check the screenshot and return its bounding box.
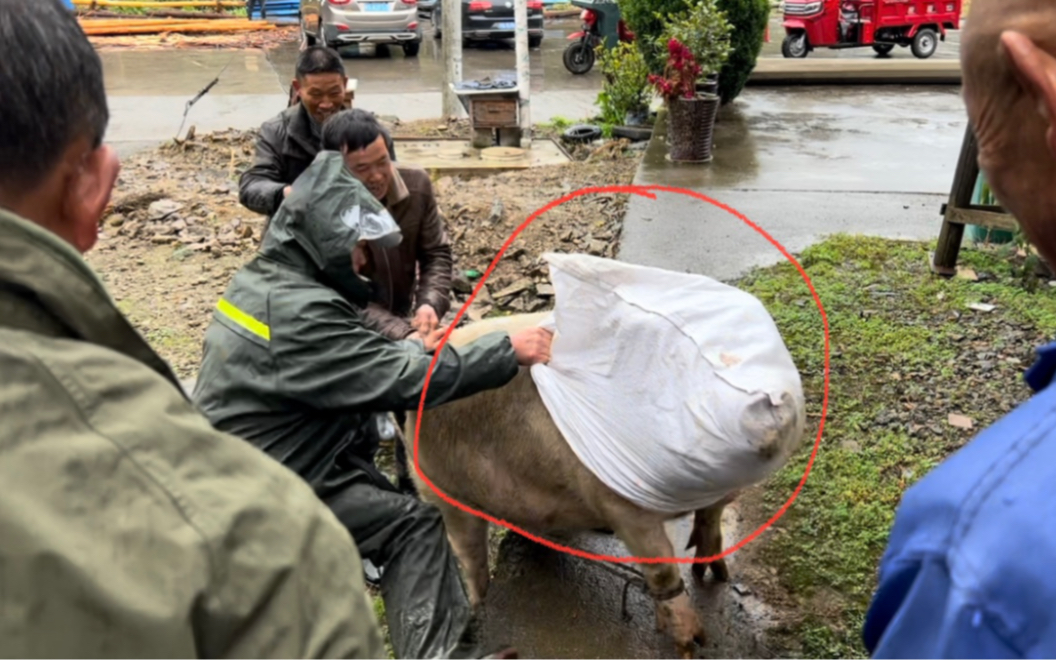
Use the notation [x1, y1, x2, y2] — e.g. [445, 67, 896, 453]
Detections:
[87, 122, 640, 377]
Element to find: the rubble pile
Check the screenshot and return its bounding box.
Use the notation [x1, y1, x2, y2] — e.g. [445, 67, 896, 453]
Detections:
[432, 152, 636, 323]
[100, 129, 263, 257]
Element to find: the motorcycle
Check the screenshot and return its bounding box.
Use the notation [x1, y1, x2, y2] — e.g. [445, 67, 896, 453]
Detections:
[562, 0, 635, 75]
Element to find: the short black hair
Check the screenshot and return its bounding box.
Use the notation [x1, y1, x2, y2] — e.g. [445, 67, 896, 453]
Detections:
[0, 0, 109, 192]
[322, 109, 394, 156]
[295, 46, 346, 79]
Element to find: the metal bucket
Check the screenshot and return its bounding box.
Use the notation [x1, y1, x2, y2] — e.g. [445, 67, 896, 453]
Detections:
[667, 94, 720, 163]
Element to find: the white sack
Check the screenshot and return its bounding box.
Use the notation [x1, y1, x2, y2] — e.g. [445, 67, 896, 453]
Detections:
[529, 252, 806, 514]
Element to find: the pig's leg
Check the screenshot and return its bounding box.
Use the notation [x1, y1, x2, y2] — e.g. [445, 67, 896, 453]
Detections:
[612, 520, 705, 658]
[687, 501, 729, 585]
[437, 504, 491, 608]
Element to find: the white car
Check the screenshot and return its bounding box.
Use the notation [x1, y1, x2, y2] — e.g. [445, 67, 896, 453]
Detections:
[300, 0, 423, 57]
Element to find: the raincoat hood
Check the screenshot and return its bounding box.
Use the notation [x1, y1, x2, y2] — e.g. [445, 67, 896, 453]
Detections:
[259, 150, 401, 304]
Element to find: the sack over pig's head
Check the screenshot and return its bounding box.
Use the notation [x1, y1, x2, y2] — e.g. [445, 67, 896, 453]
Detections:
[260, 150, 401, 306]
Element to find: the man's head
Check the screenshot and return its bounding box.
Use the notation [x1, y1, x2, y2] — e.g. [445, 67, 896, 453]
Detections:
[961, 0, 1056, 265]
[293, 46, 348, 126]
[0, 0, 119, 254]
[321, 109, 394, 202]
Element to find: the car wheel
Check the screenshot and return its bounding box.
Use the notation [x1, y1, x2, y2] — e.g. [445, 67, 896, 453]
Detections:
[528, 34, 542, 48]
[872, 43, 894, 56]
[911, 28, 938, 59]
[403, 41, 421, 56]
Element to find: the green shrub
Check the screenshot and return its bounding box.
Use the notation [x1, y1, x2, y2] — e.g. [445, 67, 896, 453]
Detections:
[621, 0, 684, 75]
[620, 0, 769, 104]
[596, 41, 651, 125]
[657, 0, 733, 77]
[714, 0, 770, 103]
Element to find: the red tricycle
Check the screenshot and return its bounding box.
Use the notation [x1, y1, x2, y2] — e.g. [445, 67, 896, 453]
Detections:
[781, 0, 962, 59]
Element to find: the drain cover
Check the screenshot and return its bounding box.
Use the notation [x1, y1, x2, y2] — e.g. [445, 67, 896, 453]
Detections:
[481, 146, 524, 161]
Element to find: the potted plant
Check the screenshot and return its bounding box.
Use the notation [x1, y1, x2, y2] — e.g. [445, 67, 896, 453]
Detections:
[596, 41, 653, 136]
[649, 38, 720, 162]
[656, 0, 733, 98]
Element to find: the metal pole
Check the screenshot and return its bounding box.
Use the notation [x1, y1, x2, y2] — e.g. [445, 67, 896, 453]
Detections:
[442, 0, 464, 118]
[513, 0, 530, 146]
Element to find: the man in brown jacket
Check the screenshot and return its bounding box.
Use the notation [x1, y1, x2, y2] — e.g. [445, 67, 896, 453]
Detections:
[322, 109, 455, 496]
[322, 109, 454, 341]
[0, 1, 384, 656]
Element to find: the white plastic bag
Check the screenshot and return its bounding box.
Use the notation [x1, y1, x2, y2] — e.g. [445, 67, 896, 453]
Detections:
[529, 252, 806, 514]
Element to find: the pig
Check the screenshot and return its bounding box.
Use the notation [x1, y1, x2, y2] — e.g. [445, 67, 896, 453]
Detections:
[404, 311, 804, 658]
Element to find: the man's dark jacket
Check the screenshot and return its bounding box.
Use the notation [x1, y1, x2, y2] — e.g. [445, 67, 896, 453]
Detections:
[194, 151, 519, 488]
[239, 104, 318, 218]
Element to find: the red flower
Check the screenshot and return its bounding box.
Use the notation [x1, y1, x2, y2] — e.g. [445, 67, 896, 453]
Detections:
[651, 37, 703, 102]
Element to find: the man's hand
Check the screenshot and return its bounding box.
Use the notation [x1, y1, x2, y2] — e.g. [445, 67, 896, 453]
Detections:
[283, 185, 292, 198]
[511, 327, 553, 366]
[409, 326, 449, 353]
[413, 305, 440, 335]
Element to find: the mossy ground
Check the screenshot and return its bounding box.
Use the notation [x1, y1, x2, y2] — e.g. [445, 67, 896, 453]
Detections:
[734, 234, 1056, 658]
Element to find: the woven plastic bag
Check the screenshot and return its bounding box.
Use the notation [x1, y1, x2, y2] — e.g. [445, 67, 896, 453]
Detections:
[529, 253, 806, 514]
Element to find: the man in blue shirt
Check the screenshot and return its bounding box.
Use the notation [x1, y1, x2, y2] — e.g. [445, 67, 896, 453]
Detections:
[863, 1, 1056, 656]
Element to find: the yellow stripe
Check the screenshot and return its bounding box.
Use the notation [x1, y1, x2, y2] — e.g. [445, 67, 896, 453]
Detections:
[216, 298, 271, 342]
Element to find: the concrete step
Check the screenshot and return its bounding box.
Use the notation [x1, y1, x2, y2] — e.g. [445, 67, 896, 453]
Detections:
[748, 58, 961, 85]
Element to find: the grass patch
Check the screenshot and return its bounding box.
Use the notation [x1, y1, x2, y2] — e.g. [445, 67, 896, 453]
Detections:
[735, 234, 1056, 658]
[369, 589, 396, 659]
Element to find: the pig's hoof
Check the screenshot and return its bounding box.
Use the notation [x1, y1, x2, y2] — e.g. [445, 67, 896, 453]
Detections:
[709, 559, 730, 583]
[692, 562, 706, 585]
[692, 559, 730, 585]
[675, 639, 698, 659]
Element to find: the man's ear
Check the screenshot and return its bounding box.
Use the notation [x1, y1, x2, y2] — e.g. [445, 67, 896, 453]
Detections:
[1002, 31, 1056, 158]
[292, 78, 303, 97]
[63, 145, 120, 253]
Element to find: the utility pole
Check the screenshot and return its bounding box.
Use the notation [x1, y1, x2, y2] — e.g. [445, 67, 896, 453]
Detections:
[441, 0, 464, 118]
[513, 0, 530, 146]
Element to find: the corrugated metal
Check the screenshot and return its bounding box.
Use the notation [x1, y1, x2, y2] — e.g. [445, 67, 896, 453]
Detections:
[248, 0, 300, 19]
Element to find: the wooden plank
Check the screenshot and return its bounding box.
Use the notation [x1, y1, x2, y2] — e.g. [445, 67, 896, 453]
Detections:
[947, 207, 1018, 232]
[73, 0, 245, 6]
[932, 124, 979, 275]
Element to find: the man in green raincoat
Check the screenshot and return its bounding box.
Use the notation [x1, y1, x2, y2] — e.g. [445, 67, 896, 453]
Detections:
[0, 1, 384, 657]
[192, 150, 553, 659]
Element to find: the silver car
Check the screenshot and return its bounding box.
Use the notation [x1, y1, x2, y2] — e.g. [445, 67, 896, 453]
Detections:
[301, 0, 423, 57]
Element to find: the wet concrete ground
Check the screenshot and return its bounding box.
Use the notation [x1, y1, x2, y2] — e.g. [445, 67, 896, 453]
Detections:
[99, 15, 962, 156]
[620, 84, 967, 281]
[480, 508, 780, 658]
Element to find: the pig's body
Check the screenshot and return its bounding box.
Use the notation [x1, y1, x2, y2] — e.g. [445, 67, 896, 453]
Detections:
[405, 312, 767, 657]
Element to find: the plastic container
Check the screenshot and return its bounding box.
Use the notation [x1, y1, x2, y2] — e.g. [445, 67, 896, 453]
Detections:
[966, 173, 1014, 244]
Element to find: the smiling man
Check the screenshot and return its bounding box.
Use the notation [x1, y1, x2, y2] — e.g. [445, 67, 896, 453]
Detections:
[239, 47, 395, 222]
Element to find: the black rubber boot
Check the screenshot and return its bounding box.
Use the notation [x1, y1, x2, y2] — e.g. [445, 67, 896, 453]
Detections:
[323, 478, 473, 659]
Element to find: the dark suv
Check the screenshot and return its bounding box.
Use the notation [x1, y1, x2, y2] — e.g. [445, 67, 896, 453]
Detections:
[433, 0, 544, 47]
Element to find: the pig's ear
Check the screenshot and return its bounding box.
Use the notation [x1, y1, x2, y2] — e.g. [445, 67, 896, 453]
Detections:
[1001, 31, 1056, 158]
